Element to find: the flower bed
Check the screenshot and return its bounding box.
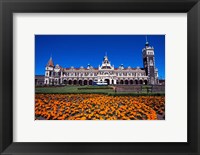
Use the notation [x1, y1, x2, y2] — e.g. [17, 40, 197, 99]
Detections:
[35, 94, 165, 120]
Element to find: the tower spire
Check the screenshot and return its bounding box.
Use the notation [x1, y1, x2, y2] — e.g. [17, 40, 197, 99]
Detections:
[145, 35, 149, 47]
[46, 56, 54, 67]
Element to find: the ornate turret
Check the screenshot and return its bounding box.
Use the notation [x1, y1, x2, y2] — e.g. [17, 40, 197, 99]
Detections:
[103, 55, 110, 64]
[44, 56, 54, 85]
[99, 53, 114, 70]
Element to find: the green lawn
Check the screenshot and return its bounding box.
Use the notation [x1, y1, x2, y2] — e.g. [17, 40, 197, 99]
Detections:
[35, 85, 165, 96]
[107, 92, 165, 96]
[35, 85, 114, 94]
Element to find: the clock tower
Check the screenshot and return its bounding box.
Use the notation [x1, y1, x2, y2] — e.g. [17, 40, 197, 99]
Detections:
[142, 37, 158, 85]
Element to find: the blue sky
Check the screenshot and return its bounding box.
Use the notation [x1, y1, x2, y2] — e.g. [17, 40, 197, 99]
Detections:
[35, 35, 165, 79]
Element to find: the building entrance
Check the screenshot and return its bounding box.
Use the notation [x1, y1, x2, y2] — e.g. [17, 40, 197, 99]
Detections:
[105, 79, 110, 85]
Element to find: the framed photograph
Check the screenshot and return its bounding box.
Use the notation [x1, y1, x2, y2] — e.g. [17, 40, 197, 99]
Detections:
[35, 34, 165, 121]
[0, 0, 200, 154]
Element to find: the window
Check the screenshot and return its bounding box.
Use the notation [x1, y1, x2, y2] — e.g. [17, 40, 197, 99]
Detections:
[150, 60, 153, 66]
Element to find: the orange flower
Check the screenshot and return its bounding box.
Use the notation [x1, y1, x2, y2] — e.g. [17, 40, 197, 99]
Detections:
[35, 94, 164, 120]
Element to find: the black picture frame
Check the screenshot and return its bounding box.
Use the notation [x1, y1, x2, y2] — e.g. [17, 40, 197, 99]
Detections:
[0, 0, 200, 154]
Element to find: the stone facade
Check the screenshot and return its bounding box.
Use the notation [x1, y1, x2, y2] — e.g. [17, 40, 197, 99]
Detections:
[44, 41, 159, 86]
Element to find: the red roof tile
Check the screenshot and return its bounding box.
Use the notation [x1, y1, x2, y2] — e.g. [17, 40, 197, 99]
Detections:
[46, 57, 54, 67]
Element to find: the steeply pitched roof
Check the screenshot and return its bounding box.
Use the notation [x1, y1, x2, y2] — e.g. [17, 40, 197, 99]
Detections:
[46, 57, 54, 67]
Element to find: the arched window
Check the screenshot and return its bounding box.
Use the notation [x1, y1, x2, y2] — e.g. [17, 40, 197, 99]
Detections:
[89, 80, 93, 85]
[73, 80, 77, 85]
[84, 80, 88, 85]
[68, 80, 72, 85]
